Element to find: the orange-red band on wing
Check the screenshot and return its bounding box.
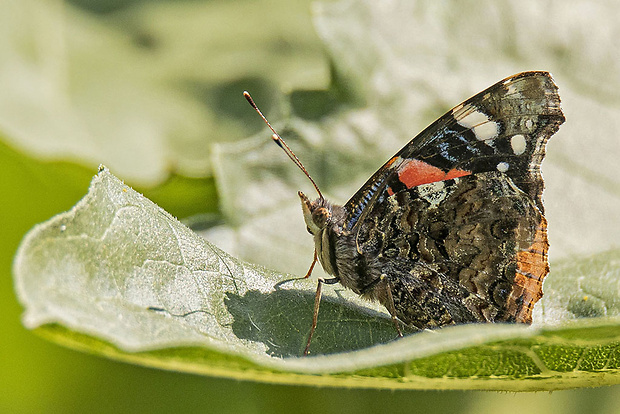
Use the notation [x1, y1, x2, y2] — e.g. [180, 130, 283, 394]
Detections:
[397, 159, 471, 188]
[506, 216, 549, 324]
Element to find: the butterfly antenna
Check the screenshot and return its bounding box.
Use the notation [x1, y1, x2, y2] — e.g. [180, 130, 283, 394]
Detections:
[243, 91, 323, 200]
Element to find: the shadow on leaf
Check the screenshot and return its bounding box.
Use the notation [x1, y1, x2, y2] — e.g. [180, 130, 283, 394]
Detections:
[224, 288, 407, 358]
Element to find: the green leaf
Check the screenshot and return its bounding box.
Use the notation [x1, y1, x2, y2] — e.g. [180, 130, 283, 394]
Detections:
[14, 168, 620, 390]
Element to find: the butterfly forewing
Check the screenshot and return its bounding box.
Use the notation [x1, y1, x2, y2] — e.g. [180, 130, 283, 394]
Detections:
[344, 71, 564, 228]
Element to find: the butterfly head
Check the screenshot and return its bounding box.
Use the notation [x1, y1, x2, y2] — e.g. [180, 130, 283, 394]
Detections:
[299, 191, 331, 235]
[244, 91, 332, 233]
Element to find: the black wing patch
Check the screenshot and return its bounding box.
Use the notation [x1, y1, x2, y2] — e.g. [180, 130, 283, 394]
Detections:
[343, 71, 564, 231]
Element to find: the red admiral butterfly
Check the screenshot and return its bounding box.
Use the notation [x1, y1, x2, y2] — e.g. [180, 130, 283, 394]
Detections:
[244, 71, 564, 355]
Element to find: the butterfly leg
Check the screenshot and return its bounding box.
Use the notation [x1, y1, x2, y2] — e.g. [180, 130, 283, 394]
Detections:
[274, 250, 319, 290]
[304, 249, 318, 279]
[381, 275, 403, 338]
[303, 279, 323, 356]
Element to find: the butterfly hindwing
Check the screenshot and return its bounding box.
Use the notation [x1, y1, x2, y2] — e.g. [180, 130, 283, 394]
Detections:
[354, 172, 546, 326]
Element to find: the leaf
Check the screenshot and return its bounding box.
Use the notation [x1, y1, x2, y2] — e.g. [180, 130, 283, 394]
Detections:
[14, 168, 620, 390]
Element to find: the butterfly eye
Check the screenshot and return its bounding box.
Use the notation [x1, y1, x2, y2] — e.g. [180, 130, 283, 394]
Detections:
[312, 207, 330, 227]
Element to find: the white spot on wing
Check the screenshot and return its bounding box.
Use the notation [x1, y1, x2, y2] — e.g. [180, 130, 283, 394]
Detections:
[454, 106, 500, 144]
[472, 122, 499, 143]
[456, 108, 489, 129]
[511, 134, 527, 155]
[416, 181, 449, 208]
[496, 162, 509, 172]
[506, 83, 521, 97]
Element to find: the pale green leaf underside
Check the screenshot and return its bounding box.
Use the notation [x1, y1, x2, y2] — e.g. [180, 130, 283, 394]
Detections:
[14, 168, 620, 391]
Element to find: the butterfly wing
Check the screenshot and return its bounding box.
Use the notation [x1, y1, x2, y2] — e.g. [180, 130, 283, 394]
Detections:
[343, 71, 564, 326]
[344, 71, 564, 230]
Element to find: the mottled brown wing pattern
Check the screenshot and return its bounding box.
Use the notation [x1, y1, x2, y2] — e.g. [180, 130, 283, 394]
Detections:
[354, 172, 545, 327]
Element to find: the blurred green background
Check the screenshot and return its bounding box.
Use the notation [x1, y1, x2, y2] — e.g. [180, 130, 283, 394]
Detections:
[2, 0, 619, 413]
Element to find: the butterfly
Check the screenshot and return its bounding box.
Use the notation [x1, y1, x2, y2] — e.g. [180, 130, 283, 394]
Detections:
[244, 71, 564, 355]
